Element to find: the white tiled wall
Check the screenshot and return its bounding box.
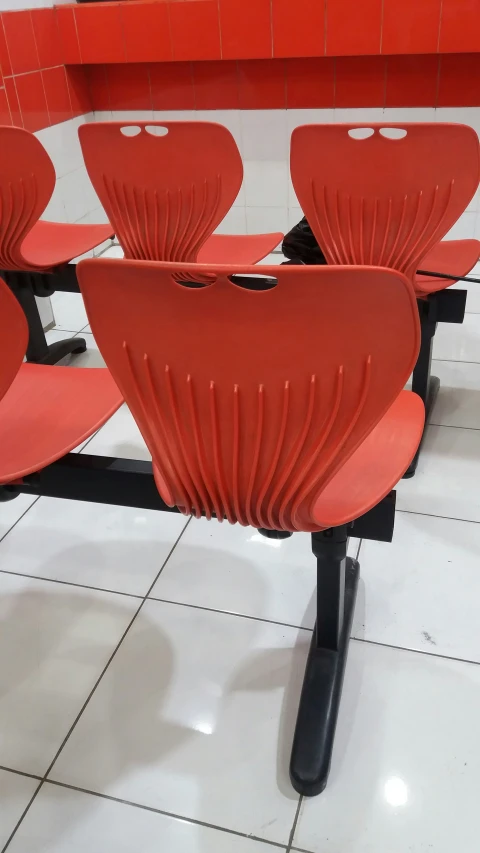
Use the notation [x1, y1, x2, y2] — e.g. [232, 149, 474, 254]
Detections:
[36, 113, 112, 256]
[97, 106, 480, 240]
[33, 114, 113, 328]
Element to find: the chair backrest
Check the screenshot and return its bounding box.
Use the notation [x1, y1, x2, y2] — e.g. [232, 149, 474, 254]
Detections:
[78, 122, 243, 263]
[290, 123, 480, 280]
[0, 276, 28, 399]
[77, 259, 419, 532]
[0, 126, 56, 271]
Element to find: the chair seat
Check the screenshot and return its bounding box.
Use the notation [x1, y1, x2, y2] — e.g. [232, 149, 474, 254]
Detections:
[415, 239, 480, 295]
[198, 233, 283, 264]
[0, 363, 122, 483]
[312, 390, 424, 529]
[21, 220, 114, 270]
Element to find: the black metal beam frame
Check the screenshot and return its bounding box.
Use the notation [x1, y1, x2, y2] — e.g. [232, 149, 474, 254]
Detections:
[0, 450, 397, 797]
[2, 266, 85, 365]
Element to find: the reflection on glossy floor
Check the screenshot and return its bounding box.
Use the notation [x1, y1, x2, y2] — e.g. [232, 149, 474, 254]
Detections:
[2, 253, 480, 852]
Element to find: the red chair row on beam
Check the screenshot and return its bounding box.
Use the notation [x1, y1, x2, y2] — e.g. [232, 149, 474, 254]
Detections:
[1, 119, 478, 474]
[0, 120, 478, 797]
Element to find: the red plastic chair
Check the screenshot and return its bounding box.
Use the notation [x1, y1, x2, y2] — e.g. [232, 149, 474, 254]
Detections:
[416, 238, 480, 294]
[290, 122, 480, 476]
[77, 258, 423, 532]
[78, 122, 282, 265]
[0, 126, 113, 271]
[290, 123, 479, 290]
[0, 276, 123, 484]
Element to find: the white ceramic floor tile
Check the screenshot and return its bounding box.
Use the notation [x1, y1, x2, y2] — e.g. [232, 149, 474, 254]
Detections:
[353, 511, 480, 660]
[50, 291, 88, 333]
[82, 403, 150, 461]
[50, 599, 306, 845]
[151, 517, 357, 628]
[294, 641, 480, 853]
[0, 495, 37, 540]
[0, 572, 138, 775]
[0, 496, 188, 595]
[433, 312, 480, 363]
[430, 359, 480, 428]
[45, 330, 105, 368]
[396, 425, 480, 522]
[0, 770, 39, 850]
[8, 783, 281, 853]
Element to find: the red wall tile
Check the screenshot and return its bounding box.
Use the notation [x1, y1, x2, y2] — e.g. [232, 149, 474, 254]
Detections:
[4, 77, 21, 126]
[272, 0, 325, 58]
[15, 70, 49, 132]
[107, 63, 151, 110]
[85, 64, 110, 111]
[170, 1, 221, 61]
[335, 56, 386, 107]
[237, 59, 286, 109]
[193, 60, 239, 109]
[0, 87, 11, 125]
[382, 0, 441, 54]
[55, 7, 81, 65]
[286, 57, 334, 108]
[121, 2, 171, 63]
[326, 0, 382, 56]
[75, 3, 125, 64]
[438, 54, 480, 106]
[439, 0, 480, 53]
[0, 18, 12, 78]
[3, 10, 39, 75]
[220, 0, 272, 59]
[150, 61, 195, 110]
[385, 55, 439, 106]
[42, 66, 72, 126]
[31, 8, 62, 69]
[65, 66, 92, 116]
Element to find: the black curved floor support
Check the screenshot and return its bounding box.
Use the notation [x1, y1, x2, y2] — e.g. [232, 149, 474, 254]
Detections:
[289, 526, 359, 796]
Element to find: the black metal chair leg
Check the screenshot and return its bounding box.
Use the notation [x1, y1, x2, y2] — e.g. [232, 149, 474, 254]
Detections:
[404, 298, 439, 478]
[12, 283, 86, 365]
[289, 526, 359, 796]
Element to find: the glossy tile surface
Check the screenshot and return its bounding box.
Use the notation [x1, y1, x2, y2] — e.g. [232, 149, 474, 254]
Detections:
[396, 424, 480, 522]
[0, 770, 38, 850]
[8, 783, 281, 853]
[81, 403, 150, 461]
[430, 359, 480, 428]
[0, 496, 188, 595]
[433, 311, 480, 364]
[0, 572, 138, 775]
[50, 599, 306, 845]
[0, 495, 37, 541]
[353, 511, 480, 660]
[293, 641, 480, 853]
[151, 516, 358, 627]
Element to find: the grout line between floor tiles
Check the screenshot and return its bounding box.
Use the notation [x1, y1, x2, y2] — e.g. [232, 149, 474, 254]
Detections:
[430, 357, 480, 365]
[397, 507, 480, 526]
[286, 796, 302, 852]
[43, 519, 192, 780]
[0, 496, 41, 545]
[43, 779, 288, 850]
[1, 519, 192, 852]
[1, 782, 43, 853]
[289, 848, 313, 853]
[0, 765, 42, 782]
[429, 421, 480, 431]
[147, 593, 315, 633]
[0, 568, 144, 600]
[352, 634, 480, 668]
